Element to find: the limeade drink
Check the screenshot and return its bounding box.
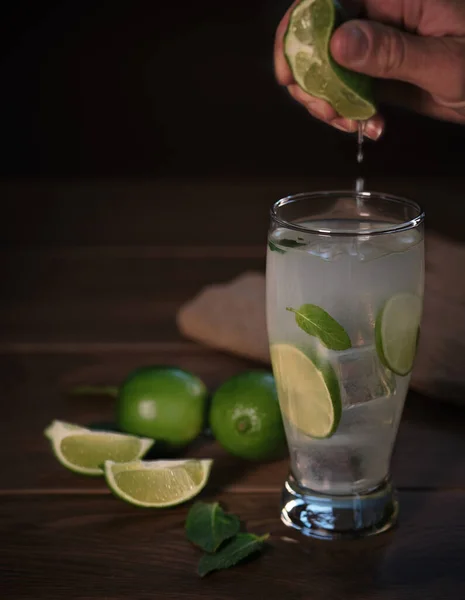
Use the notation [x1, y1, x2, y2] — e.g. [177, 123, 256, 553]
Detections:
[266, 194, 424, 538]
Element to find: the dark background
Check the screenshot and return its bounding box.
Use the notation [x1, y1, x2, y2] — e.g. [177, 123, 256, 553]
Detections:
[1, 0, 464, 180]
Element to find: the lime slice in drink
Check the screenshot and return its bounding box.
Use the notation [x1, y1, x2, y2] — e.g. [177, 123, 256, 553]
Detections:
[375, 293, 422, 376]
[44, 420, 154, 476]
[104, 459, 213, 508]
[284, 0, 376, 120]
[270, 344, 341, 439]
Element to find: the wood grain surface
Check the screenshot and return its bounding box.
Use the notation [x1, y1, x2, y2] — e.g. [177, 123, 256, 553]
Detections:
[2, 179, 465, 599]
[2, 492, 465, 599]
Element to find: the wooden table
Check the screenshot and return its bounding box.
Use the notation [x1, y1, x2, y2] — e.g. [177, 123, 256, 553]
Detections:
[2, 180, 465, 599]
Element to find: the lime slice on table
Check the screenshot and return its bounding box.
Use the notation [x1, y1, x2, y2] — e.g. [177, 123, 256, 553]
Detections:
[44, 420, 154, 476]
[270, 344, 341, 439]
[375, 293, 422, 376]
[104, 459, 213, 508]
[44, 420, 82, 440]
[284, 0, 376, 120]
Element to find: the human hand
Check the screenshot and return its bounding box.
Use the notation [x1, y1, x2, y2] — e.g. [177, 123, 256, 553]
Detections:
[274, 0, 465, 139]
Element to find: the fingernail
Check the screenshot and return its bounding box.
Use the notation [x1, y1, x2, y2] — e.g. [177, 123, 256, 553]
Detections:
[365, 121, 383, 140]
[332, 118, 357, 133]
[341, 24, 368, 63]
[332, 123, 350, 132]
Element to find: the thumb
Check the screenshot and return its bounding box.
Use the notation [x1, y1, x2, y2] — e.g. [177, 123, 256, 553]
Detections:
[330, 19, 461, 100]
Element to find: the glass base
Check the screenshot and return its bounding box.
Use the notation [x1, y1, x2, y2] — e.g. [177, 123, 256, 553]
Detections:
[281, 474, 398, 540]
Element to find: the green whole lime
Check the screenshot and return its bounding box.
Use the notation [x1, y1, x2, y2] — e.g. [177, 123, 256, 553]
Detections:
[116, 366, 208, 447]
[209, 371, 288, 462]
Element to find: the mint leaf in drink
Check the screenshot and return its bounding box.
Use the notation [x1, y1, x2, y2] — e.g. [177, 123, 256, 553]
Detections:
[286, 304, 352, 351]
[197, 533, 269, 577]
[186, 502, 240, 553]
[268, 239, 306, 254]
[268, 241, 285, 254]
[280, 239, 306, 248]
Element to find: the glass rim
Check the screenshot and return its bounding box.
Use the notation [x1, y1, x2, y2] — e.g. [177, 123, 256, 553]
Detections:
[270, 190, 425, 237]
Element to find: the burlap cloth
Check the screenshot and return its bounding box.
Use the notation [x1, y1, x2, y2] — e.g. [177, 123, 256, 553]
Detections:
[177, 232, 465, 403]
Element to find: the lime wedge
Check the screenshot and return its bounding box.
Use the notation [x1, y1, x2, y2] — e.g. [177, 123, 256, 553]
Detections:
[44, 420, 154, 476]
[375, 293, 422, 376]
[44, 420, 82, 440]
[284, 0, 376, 120]
[270, 344, 341, 439]
[104, 459, 213, 508]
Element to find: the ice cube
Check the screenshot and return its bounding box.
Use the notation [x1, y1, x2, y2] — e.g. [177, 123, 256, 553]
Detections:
[306, 241, 349, 261]
[334, 345, 396, 407]
[354, 228, 422, 262]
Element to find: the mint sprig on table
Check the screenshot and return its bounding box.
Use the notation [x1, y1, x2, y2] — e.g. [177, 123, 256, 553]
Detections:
[287, 303, 352, 351]
[198, 533, 269, 577]
[186, 501, 269, 577]
[186, 502, 240, 553]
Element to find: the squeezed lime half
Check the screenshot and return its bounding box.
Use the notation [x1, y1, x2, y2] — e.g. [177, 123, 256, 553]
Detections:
[284, 0, 376, 119]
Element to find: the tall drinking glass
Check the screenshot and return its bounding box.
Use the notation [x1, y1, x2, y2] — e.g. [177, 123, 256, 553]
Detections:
[266, 191, 424, 539]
